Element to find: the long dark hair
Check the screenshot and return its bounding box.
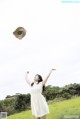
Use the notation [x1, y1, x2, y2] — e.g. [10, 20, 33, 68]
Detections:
[31, 74, 45, 93]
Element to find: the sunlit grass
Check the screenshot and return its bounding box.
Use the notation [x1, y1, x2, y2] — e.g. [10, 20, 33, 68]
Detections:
[7, 96, 80, 119]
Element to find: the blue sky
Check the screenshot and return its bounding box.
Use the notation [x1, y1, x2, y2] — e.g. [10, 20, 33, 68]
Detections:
[0, 0, 80, 100]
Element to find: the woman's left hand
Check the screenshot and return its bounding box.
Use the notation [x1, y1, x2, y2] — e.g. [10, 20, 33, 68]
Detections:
[50, 69, 56, 73]
[52, 69, 56, 71]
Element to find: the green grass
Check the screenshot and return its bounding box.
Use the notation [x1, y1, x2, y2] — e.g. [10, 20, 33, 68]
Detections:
[7, 96, 80, 119]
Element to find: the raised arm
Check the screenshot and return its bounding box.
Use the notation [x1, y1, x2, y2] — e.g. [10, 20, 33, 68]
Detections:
[25, 71, 32, 86]
[42, 69, 56, 85]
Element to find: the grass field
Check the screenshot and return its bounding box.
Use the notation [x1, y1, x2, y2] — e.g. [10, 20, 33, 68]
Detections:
[7, 96, 80, 119]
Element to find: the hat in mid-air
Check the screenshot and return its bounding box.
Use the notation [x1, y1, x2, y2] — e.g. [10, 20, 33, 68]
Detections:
[13, 27, 27, 40]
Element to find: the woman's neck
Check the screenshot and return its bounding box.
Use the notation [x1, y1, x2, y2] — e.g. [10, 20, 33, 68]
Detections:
[34, 81, 38, 84]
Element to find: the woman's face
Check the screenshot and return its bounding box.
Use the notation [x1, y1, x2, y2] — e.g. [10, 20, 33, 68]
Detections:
[34, 75, 39, 82]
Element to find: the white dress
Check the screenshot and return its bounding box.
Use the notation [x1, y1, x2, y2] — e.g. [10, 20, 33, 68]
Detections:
[30, 81, 50, 118]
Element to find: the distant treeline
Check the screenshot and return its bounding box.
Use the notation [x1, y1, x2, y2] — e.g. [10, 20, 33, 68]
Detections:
[0, 83, 80, 116]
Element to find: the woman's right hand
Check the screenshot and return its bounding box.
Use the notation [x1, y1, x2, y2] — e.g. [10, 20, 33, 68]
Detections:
[27, 71, 29, 74]
[25, 71, 29, 76]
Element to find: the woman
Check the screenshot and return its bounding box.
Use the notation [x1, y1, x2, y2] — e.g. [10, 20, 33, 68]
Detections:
[25, 69, 56, 119]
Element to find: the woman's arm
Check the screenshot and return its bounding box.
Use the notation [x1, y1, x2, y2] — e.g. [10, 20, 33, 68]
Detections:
[25, 71, 32, 86]
[42, 69, 56, 85]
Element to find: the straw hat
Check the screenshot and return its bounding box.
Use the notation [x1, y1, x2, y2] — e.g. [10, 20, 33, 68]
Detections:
[13, 27, 26, 40]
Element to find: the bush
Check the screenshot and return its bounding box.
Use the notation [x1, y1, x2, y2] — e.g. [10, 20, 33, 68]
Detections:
[14, 94, 30, 111]
[62, 92, 72, 99]
[0, 98, 16, 116]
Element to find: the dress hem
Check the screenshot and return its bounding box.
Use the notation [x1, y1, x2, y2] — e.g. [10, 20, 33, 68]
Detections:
[32, 111, 50, 118]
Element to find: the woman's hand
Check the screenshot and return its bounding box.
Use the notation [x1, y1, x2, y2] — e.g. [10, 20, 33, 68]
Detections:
[26, 71, 29, 74]
[52, 68, 56, 70]
[25, 71, 29, 75]
[50, 69, 56, 73]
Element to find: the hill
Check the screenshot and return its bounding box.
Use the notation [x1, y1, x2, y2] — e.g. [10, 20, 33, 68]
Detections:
[7, 96, 80, 119]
